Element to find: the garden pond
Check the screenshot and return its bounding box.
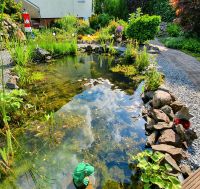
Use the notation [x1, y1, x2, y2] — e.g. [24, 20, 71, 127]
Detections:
[8, 54, 147, 188]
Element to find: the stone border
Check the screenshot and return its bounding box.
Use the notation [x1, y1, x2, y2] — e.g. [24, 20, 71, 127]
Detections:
[141, 85, 198, 179]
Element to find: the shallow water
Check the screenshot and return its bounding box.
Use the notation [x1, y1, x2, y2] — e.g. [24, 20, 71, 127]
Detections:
[11, 54, 146, 189]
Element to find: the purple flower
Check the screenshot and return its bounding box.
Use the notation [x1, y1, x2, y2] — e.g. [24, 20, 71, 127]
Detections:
[116, 25, 123, 33]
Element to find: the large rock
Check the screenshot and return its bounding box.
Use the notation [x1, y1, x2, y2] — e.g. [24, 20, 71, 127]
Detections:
[6, 75, 19, 89]
[34, 48, 51, 62]
[152, 109, 170, 123]
[142, 91, 154, 103]
[161, 105, 175, 120]
[152, 90, 173, 108]
[179, 164, 192, 177]
[146, 131, 158, 147]
[152, 144, 187, 160]
[165, 153, 181, 172]
[170, 101, 184, 113]
[158, 129, 180, 146]
[153, 122, 173, 130]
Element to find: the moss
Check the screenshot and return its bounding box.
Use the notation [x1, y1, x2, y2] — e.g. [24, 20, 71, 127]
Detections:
[111, 64, 137, 76]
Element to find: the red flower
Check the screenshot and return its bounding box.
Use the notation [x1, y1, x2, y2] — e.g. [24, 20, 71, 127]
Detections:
[174, 118, 191, 130]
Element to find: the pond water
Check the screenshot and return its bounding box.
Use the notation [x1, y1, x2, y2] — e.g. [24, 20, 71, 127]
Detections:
[14, 54, 146, 189]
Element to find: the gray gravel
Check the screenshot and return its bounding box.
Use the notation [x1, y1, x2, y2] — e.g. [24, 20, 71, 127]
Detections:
[152, 41, 200, 170]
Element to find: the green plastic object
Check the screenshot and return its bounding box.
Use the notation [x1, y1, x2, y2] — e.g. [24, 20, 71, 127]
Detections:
[73, 162, 94, 187]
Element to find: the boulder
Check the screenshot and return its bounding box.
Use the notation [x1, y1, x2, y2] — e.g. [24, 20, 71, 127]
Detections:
[15, 29, 26, 41]
[152, 144, 187, 160]
[165, 153, 181, 172]
[161, 105, 175, 120]
[175, 106, 193, 120]
[142, 91, 154, 103]
[152, 90, 173, 108]
[146, 131, 158, 147]
[153, 122, 173, 130]
[145, 116, 156, 131]
[152, 109, 170, 123]
[185, 129, 198, 145]
[179, 164, 192, 177]
[6, 76, 19, 89]
[170, 101, 184, 113]
[158, 129, 181, 146]
[34, 48, 51, 62]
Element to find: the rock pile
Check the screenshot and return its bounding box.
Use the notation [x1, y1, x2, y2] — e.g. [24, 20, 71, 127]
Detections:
[142, 86, 197, 177]
[0, 15, 26, 41]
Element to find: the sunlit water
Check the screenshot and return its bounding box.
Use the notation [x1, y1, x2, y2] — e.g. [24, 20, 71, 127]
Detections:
[14, 54, 146, 189]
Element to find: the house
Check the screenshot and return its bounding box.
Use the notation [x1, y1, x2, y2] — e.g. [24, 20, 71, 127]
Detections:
[16, 0, 94, 27]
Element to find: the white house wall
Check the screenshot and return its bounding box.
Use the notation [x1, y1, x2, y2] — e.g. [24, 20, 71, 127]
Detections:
[22, 0, 93, 18]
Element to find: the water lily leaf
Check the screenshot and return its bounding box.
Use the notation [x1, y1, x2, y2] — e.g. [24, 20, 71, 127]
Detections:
[141, 173, 150, 183]
[150, 176, 166, 188]
[137, 158, 148, 170]
[151, 151, 165, 162]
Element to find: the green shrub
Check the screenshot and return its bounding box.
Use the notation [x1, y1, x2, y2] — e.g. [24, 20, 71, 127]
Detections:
[98, 27, 113, 43]
[126, 14, 161, 43]
[145, 66, 162, 91]
[77, 20, 95, 35]
[135, 47, 150, 72]
[167, 23, 182, 37]
[54, 15, 77, 33]
[131, 150, 181, 189]
[163, 37, 200, 53]
[89, 13, 113, 30]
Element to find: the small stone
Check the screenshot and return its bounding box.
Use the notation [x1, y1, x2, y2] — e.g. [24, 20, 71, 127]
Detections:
[145, 116, 156, 131]
[158, 129, 181, 146]
[152, 109, 170, 123]
[165, 153, 181, 172]
[152, 90, 173, 108]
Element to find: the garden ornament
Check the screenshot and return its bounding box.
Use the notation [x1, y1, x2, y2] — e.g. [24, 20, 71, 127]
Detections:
[73, 162, 94, 189]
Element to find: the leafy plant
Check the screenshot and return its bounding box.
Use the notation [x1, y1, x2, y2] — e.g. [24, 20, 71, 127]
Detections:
[145, 64, 162, 91]
[135, 47, 150, 72]
[167, 23, 182, 37]
[126, 11, 161, 43]
[77, 19, 95, 35]
[108, 40, 117, 55]
[98, 27, 113, 43]
[131, 150, 181, 189]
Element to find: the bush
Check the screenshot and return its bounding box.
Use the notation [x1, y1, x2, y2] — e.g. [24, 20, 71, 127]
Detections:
[135, 47, 150, 72]
[167, 23, 182, 37]
[98, 27, 113, 43]
[77, 20, 95, 35]
[89, 13, 113, 30]
[146, 66, 162, 91]
[171, 0, 200, 36]
[126, 14, 161, 43]
[163, 37, 200, 53]
[54, 15, 77, 33]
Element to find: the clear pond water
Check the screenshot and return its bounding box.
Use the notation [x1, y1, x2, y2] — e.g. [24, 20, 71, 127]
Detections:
[12, 54, 146, 189]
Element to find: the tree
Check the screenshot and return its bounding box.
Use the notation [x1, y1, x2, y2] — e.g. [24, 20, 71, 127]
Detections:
[170, 0, 200, 36]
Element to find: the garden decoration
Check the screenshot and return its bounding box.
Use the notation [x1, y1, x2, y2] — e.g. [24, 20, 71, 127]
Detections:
[73, 162, 95, 189]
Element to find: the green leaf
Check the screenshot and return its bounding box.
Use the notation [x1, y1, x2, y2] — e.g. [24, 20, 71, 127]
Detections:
[165, 163, 173, 172]
[144, 183, 152, 189]
[150, 176, 166, 188]
[141, 173, 150, 183]
[151, 151, 165, 162]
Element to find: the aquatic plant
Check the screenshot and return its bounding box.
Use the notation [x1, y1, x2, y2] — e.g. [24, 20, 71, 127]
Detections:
[108, 40, 117, 55]
[111, 64, 137, 76]
[130, 150, 181, 189]
[135, 47, 150, 72]
[124, 43, 138, 63]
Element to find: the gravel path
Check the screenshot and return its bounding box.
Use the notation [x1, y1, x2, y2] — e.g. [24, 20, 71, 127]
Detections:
[0, 50, 13, 89]
[150, 39, 200, 169]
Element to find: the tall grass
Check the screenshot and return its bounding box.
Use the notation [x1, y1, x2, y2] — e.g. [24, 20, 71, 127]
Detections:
[39, 39, 77, 55]
[124, 43, 138, 63]
[135, 47, 150, 72]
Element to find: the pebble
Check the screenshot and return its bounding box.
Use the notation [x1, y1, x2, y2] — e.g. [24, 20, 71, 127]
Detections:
[157, 55, 200, 170]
